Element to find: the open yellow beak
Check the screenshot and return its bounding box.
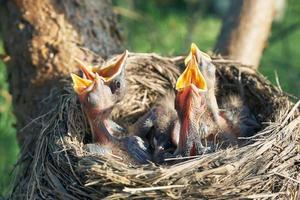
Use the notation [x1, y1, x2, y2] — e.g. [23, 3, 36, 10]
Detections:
[96, 50, 128, 82]
[74, 58, 95, 81]
[176, 55, 207, 91]
[71, 73, 93, 94]
[184, 43, 211, 65]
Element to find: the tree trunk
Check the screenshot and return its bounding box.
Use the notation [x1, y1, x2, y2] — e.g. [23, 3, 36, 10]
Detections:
[1, 2, 181, 197]
[1, 0, 122, 145]
[214, 0, 275, 69]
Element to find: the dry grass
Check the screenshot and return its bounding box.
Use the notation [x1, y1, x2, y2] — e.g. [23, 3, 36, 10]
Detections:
[10, 53, 300, 199]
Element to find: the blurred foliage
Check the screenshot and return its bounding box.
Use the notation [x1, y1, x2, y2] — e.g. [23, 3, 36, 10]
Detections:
[0, 39, 18, 196]
[260, 0, 300, 98]
[114, 0, 222, 55]
[113, 0, 299, 97]
[0, 0, 299, 196]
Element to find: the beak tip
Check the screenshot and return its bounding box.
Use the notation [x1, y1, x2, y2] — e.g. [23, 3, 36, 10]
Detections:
[74, 57, 86, 68]
[123, 50, 129, 61]
[123, 49, 129, 61]
[70, 73, 78, 82]
[71, 73, 93, 94]
[74, 57, 81, 63]
[191, 43, 198, 50]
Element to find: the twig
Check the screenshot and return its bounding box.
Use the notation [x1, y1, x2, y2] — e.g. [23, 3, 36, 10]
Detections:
[281, 100, 300, 127]
[274, 172, 300, 185]
[275, 71, 282, 93]
[246, 192, 283, 199]
[164, 155, 203, 161]
[123, 185, 186, 193]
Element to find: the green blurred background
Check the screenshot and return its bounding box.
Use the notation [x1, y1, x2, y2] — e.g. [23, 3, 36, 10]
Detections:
[0, 0, 299, 196]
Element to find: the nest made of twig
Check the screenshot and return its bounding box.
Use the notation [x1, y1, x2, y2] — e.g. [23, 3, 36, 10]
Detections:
[10, 53, 300, 199]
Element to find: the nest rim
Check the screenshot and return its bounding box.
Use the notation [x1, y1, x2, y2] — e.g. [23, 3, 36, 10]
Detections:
[10, 55, 300, 199]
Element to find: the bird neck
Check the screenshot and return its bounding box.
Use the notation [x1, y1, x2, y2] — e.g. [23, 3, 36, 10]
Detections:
[178, 111, 200, 154]
[86, 112, 115, 145]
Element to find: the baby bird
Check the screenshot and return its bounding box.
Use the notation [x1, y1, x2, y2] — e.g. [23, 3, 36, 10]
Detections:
[174, 55, 209, 156]
[186, 44, 261, 145]
[71, 53, 151, 165]
[75, 51, 128, 137]
[217, 95, 261, 147]
[129, 92, 180, 163]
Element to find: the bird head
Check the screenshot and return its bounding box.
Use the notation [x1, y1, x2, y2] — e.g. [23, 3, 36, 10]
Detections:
[71, 51, 129, 119]
[184, 43, 216, 91]
[75, 50, 128, 102]
[184, 43, 221, 128]
[71, 73, 115, 119]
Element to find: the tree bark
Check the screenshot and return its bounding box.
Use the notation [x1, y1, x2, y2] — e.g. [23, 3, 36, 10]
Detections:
[1, 0, 122, 144]
[1, 2, 181, 197]
[214, 0, 275, 69]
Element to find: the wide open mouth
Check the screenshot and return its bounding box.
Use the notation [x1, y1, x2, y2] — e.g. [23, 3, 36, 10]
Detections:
[71, 73, 93, 94]
[96, 50, 128, 82]
[74, 50, 128, 83]
[176, 55, 207, 92]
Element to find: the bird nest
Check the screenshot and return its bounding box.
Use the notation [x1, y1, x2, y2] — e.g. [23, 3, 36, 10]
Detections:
[10, 53, 300, 199]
